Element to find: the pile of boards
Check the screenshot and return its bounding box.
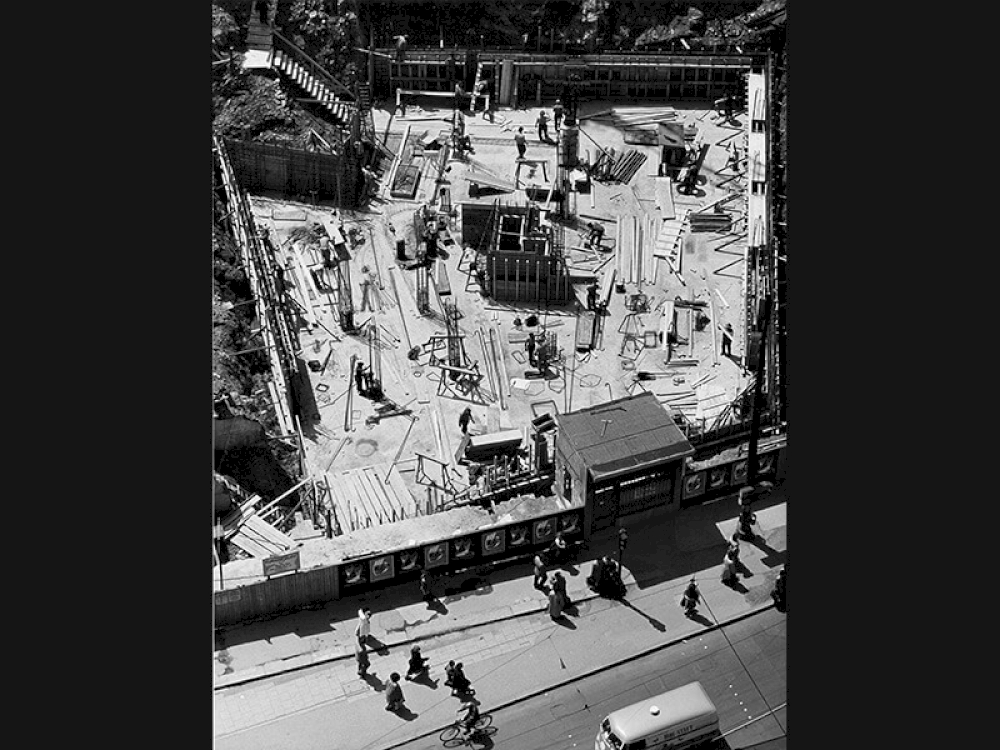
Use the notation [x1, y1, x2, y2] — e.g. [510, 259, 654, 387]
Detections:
[655, 379, 730, 425]
[583, 107, 679, 129]
[600, 149, 648, 184]
[690, 211, 732, 233]
[324, 463, 416, 532]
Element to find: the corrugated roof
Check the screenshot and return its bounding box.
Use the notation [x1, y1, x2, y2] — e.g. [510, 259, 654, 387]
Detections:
[555, 392, 694, 479]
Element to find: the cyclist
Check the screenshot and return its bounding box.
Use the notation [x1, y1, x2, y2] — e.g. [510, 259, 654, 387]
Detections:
[456, 699, 480, 740]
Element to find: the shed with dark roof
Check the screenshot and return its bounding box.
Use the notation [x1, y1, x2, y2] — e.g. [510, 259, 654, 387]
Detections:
[553, 392, 694, 535]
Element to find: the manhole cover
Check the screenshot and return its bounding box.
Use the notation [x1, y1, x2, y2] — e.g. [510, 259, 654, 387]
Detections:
[355, 439, 378, 457]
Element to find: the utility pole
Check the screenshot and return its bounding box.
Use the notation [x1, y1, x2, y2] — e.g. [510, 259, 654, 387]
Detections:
[745, 292, 773, 490]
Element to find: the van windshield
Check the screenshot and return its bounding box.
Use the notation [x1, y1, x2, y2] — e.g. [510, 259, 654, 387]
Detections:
[600, 721, 623, 750]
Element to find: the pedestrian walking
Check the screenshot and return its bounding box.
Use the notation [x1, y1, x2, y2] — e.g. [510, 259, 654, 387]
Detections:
[404, 645, 429, 680]
[419, 570, 434, 603]
[552, 570, 571, 607]
[356, 606, 373, 646]
[681, 577, 700, 617]
[772, 566, 786, 609]
[458, 407, 474, 435]
[536, 110, 549, 141]
[553, 99, 564, 132]
[721, 549, 738, 586]
[514, 127, 527, 160]
[385, 672, 405, 711]
[547, 587, 565, 619]
[444, 659, 457, 688]
[355, 636, 370, 676]
[721, 323, 734, 357]
[450, 662, 472, 695]
[525, 332, 537, 366]
[533, 553, 548, 589]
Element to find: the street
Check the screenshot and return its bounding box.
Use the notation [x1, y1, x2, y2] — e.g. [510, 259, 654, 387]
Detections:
[214, 606, 785, 750]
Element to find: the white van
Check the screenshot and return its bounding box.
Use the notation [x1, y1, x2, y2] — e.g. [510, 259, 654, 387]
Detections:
[595, 681, 721, 750]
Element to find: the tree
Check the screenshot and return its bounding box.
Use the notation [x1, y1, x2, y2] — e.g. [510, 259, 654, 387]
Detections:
[286, 0, 360, 86]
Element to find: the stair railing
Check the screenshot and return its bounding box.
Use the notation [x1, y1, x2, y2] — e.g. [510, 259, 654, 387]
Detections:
[271, 29, 356, 103]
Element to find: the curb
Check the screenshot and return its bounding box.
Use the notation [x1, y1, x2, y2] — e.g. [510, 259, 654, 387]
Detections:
[214, 575, 634, 691]
[375, 600, 779, 750]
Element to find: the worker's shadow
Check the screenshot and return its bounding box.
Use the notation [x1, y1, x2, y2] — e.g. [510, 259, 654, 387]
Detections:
[425, 597, 449, 615]
[365, 636, 390, 656]
[620, 599, 667, 633]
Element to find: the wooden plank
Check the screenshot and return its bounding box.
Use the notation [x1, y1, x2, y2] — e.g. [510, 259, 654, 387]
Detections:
[229, 529, 274, 559]
[323, 472, 349, 532]
[575, 310, 597, 351]
[361, 467, 395, 523]
[434, 258, 451, 296]
[386, 465, 417, 518]
[366, 464, 397, 520]
[341, 470, 373, 526]
[356, 468, 388, 524]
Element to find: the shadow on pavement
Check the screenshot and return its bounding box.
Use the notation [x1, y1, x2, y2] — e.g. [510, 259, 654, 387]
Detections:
[362, 673, 384, 691]
[686, 611, 714, 627]
[390, 706, 418, 721]
[597, 489, 788, 594]
[425, 597, 449, 615]
[620, 599, 667, 633]
[365, 636, 390, 656]
[406, 672, 440, 690]
[552, 616, 577, 629]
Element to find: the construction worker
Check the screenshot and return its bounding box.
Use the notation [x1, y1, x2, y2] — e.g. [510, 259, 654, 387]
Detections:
[586, 282, 598, 312]
[394, 34, 408, 64]
[360, 265, 374, 311]
[514, 127, 527, 160]
[772, 566, 786, 609]
[525, 332, 537, 366]
[587, 221, 605, 250]
[256, 0, 269, 25]
[485, 78, 496, 123]
[458, 407, 474, 435]
[355, 362, 367, 397]
[721, 323, 734, 357]
[553, 99, 564, 132]
[536, 110, 550, 141]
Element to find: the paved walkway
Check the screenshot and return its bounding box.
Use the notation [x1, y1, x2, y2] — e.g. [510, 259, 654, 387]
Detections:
[214, 487, 787, 749]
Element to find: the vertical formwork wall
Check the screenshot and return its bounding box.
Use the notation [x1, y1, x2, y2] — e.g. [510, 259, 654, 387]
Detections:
[223, 138, 364, 208]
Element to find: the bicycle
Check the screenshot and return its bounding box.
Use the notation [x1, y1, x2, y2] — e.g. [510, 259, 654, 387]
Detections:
[439, 713, 496, 747]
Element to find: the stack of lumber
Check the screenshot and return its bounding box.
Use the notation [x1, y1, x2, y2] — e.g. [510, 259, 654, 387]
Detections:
[615, 213, 657, 285]
[696, 383, 730, 423]
[324, 463, 415, 532]
[657, 384, 698, 421]
[602, 149, 648, 184]
[653, 209, 691, 284]
[584, 107, 679, 128]
[690, 211, 732, 233]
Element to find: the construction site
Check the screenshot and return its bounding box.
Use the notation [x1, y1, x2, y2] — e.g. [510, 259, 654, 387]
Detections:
[212, 1, 787, 628]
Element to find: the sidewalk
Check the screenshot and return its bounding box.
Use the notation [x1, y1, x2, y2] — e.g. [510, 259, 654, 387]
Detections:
[214, 488, 787, 748]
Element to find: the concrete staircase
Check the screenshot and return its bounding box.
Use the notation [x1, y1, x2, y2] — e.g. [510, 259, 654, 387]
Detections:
[270, 49, 354, 128]
[242, 2, 274, 69]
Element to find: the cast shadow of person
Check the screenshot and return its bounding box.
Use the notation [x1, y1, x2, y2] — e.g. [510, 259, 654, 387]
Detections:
[620, 599, 667, 633]
[364, 635, 390, 656]
[391, 706, 419, 721]
[362, 672, 384, 691]
[408, 671, 440, 690]
[686, 611, 714, 628]
[426, 598, 449, 615]
[723, 578, 749, 594]
[552, 614, 577, 630]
